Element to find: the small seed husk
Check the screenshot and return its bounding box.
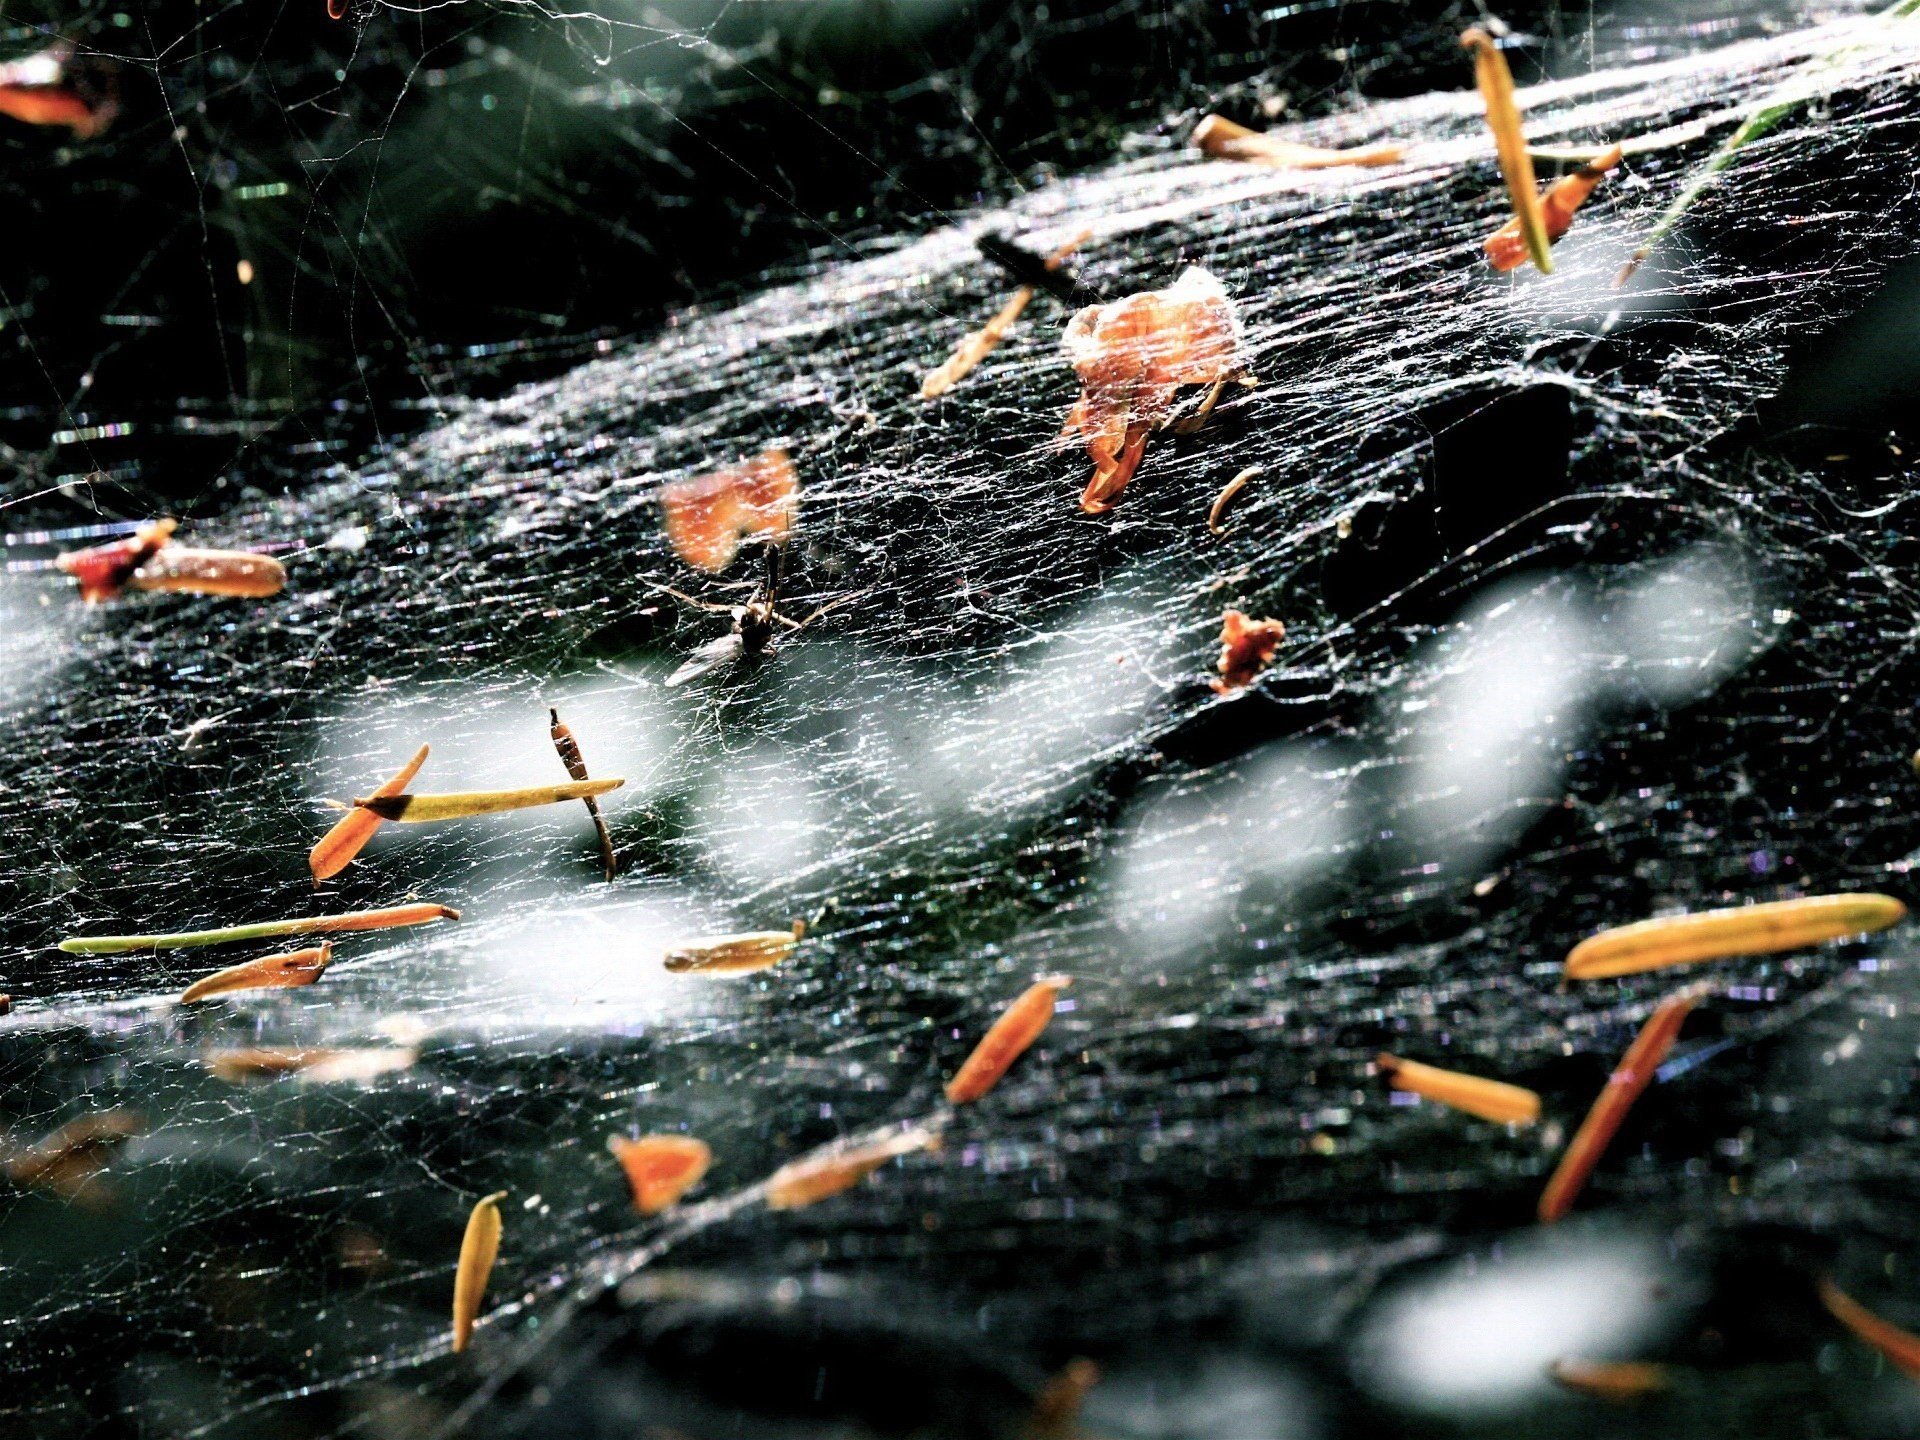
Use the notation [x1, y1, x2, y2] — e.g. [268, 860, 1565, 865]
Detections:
[664, 921, 805, 975]
[451, 1190, 508, 1354]
[765, 1125, 941, 1210]
[1547, 1359, 1672, 1401]
[945, 976, 1071, 1105]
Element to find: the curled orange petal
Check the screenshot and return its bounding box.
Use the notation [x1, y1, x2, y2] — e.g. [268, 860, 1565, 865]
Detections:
[661, 448, 798, 573]
[608, 1134, 712, 1214]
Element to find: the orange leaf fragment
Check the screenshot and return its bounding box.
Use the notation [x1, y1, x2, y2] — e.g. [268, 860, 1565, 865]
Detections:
[1192, 114, 1403, 168]
[310, 744, 430, 882]
[1821, 1278, 1920, 1377]
[55, 519, 176, 603]
[945, 976, 1070, 1106]
[1211, 609, 1285, 694]
[764, 1125, 941, 1210]
[0, 44, 118, 139]
[607, 1134, 712, 1214]
[1485, 144, 1624, 271]
[180, 942, 333, 1004]
[1062, 267, 1243, 514]
[661, 448, 798, 573]
[1538, 986, 1702, 1223]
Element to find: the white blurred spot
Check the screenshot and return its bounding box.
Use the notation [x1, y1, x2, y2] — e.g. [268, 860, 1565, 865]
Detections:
[1608, 546, 1760, 705]
[691, 742, 828, 893]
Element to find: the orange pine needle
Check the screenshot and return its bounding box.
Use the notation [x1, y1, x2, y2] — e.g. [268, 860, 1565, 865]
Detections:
[179, 942, 332, 1004]
[204, 1046, 416, 1083]
[1191, 114, 1403, 168]
[451, 1190, 507, 1354]
[1538, 987, 1702, 1223]
[946, 976, 1070, 1105]
[607, 1134, 712, 1214]
[1211, 609, 1285, 694]
[309, 744, 430, 882]
[764, 1125, 941, 1210]
[1485, 144, 1623, 270]
[1547, 1359, 1671, 1400]
[1376, 1052, 1541, 1125]
[1821, 1278, 1920, 1377]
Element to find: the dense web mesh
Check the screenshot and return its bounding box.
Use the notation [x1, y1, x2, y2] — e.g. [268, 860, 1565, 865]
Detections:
[10, 2, 1920, 1437]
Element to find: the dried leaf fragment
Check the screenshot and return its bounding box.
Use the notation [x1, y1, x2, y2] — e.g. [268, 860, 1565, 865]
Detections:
[1376, 1052, 1541, 1125]
[355, 778, 623, 823]
[1062, 267, 1243, 514]
[1547, 1359, 1672, 1401]
[0, 43, 118, 139]
[1191, 114, 1403, 168]
[5, 1109, 142, 1199]
[608, 1134, 712, 1214]
[1484, 144, 1623, 271]
[1563, 893, 1905, 980]
[550, 710, 617, 881]
[1821, 1278, 1920, 1377]
[661, 448, 798, 573]
[1538, 987, 1702, 1223]
[451, 1190, 507, 1354]
[1461, 29, 1553, 275]
[663, 921, 805, 975]
[946, 976, 1071, 1105]
[180, 942, 332, 1004]
[61, 902, 459, 953]
[765, 1125, 941, 1210]
[1211, 609, 1285, 695]
[310, 744, 431, 882]
[921, 230, 1091, 398]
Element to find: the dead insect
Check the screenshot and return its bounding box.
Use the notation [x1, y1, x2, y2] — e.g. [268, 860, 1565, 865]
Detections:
[663, 921, 805, 976]
[608, 1134, 712, 1214]
[309, 744, 431, 883]
[764, 1124, 942, 1211]
[1211, 609, 1285, 695]
[549, 710, 618, 881]
[0, 43, 118, 139]
[1547, 1359, 1672, 1401]
[1538, 986, 1703, 1223]
[1376, 1052, 1542, 1126]
[1191, 114, 1403, 168]
[661, 448, 798, 574]
[945, 976, 1071, 1105]
[451, 1190, 508, 1354]
[1461, 28, 1553, 275]
[54, 517, 287, 603]
[1563, 893, 1905, 981]
[179, 942, 332, 1004]
[1485, 144, 1623, 271]
[1820, 1278, 1920, 1377]
[653, 544, 860, 687]
[352, 778, 623, 822]
[921, 230, 1092, 399]
[1062, 266, 1246, 514]
[5, 1109, 142, 1201]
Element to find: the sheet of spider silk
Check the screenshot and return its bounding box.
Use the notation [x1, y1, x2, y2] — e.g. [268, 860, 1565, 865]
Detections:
[10, 13, 1920, 1440]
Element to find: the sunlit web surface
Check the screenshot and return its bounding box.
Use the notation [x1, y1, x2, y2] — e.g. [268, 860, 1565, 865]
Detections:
[9, 1, 1920, 1436]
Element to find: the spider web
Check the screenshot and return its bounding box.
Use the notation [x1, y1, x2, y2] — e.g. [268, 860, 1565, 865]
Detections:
[7, 1, 1920, 1437]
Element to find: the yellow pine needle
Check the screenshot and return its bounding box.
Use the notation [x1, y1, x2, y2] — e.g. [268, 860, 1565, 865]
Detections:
[451, 1190, 507, 1354]
[1376, 1052, 1541, 1125]
[61, 902, 460, 953]
[1564, 893, 1906, 980]
[663, 921, 805, 975]
[354, 778, 623, 822]
[1462, 28, 1553, 274]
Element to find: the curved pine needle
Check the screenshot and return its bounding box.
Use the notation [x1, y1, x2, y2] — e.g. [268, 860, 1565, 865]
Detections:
[946, 976, 1070, 1105]
[309, 744, 430, 882]
[61, 902, 459, 953]
[451, 1190, 507, 1354]
[1376, 1052, 1541, 1125]
[355, 778, 622, 822]
[1548, 1360, 1672, 1401]
[1207, 465, 1264, 535]
[179, 942, 332, 1004]
[1563, 893, 1906, 980]
[550, 709, 617, 881]
[663, 921, 804, 975]
[607, 1134, 712, 1214]
[1538, 987, 1702, 1223]
[1462, 28, 1553, 274]
[1821, 1278, 1920, 1377]
[764, 1125, 941, 1210]
[1191, 114, 1404, 168]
